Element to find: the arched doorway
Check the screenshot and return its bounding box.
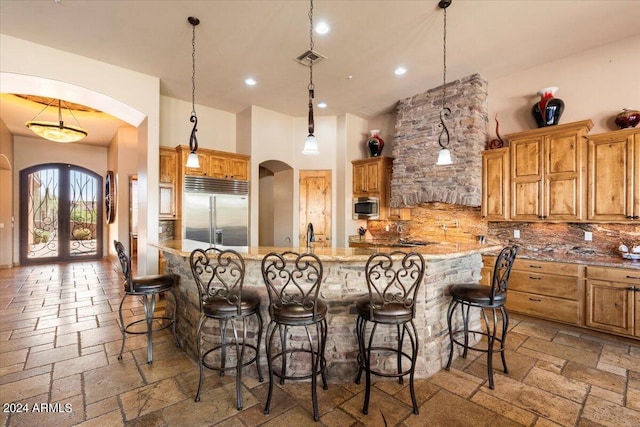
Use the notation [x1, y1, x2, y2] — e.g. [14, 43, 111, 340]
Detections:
[258, 160, 293, 247]
[19, 163, 103, 264]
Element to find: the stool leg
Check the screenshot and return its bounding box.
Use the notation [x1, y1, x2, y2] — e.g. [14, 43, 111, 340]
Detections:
[305, 324, 320, 421]
[144, 294, 156, 364]
[485, 307, 496, 389]
[445, 299, 457, 370]
[362, 322, 377, 415]
[407, 321, 419, 415]
[319, 318, 328, 390]
[500, 306, 509, 374]
[232, 318, 244, 410]
[397, 324, 404, 385]
[255, 310, 264, 382]
[169, 289, 180, 348]
[279, 324, 287, 385]
[220, 319, 228, 376]
[195, 316, 207, 402]
[461, 303, 471, 359]
[355, 315, 365, 384]
[264, 321, 276, 415]
[117, 294, 127, 361]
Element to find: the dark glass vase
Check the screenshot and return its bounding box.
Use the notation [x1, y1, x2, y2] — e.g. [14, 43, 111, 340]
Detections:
[532, 87, 564, 128]
[367, 130, 384, 157]
[614, 108, 640, 129]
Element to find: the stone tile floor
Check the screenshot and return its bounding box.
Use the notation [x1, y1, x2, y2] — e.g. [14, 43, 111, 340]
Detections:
[1, 259, 639, 426]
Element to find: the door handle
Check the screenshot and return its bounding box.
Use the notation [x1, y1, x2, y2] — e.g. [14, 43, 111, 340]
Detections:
[529, 298, 542, 302]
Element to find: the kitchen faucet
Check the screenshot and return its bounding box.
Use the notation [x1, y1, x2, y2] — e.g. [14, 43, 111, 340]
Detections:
[306, 223, 315, 248]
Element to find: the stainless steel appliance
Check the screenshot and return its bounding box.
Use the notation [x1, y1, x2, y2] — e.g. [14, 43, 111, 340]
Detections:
[353, 196, 379, 220]
[183, 176, 249, 246]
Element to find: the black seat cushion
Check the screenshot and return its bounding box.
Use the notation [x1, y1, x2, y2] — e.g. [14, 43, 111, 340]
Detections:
[128, 274, 176, 293]
[356, 295, 413, 323]
[449, 284, 506, 305]
[271, 299, 327, 325]
[203, 288, 261, 318]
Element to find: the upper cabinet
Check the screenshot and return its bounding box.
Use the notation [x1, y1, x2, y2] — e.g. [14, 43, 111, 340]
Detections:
[159, 147, 177, 183]
[587, 128, 640, 221]
[352, 157, 385, 196]
[177, 145, 250, 181]
[481, 147, 510, 221]
[507, 120, 593, 221]
[352, 156, 410, 220]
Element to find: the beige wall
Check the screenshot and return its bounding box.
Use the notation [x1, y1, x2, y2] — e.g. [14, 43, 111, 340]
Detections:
[0, 119, 13, 267]
[160, 95, 236, 152]
[488, 34, 640, 136]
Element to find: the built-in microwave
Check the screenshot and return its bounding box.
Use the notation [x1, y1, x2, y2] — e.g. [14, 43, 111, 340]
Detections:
[353, 196, 380, 220]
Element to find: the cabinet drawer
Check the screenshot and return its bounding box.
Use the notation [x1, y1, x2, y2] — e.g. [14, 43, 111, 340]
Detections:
[507, 291, 579, 325]
[509, 271, 579, 300]
[586, 266, 640, 284]
[513, 259, 579, 276]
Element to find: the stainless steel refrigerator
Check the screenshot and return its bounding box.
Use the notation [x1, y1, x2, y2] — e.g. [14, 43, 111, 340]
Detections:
[183, 176, 249, 246]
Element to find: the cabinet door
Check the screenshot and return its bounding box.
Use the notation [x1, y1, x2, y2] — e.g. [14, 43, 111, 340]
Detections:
[587, 133, 632, 220]
[353, 163, 368, 194]
[635, 287, 640, 338]
[365, 162, 381, 193]
[208, 155, 228, 179]
[511, 137, 543, 220]
[228, 158, 248, 180]
[544, 129, 584, 220]
[585, 279, 634, 335]
[482, 148, 509, 220]
[159, 148, 177, 183]
[182, 150, 209, 176]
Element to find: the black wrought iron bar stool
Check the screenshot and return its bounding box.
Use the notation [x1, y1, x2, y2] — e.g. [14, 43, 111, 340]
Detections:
[113, 240, 179, 364]
[189, 247, 263, 410]
[445, 244, 518, 389]
[355, 251, 425, 415]
[261, 251, 327, 422]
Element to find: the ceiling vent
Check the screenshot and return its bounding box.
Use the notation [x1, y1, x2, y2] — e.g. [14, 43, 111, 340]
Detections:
[294, 49, 327, 66]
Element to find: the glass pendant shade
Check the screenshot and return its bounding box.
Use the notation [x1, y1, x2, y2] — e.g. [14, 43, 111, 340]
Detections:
[25, 121, 88, 143]
[302, 134, 319, 155]
[186, 151, 200, 168]
[436, 148, 453, 165]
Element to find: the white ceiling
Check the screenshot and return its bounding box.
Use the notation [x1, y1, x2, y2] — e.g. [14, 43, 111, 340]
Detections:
[1, 0, 639, 146]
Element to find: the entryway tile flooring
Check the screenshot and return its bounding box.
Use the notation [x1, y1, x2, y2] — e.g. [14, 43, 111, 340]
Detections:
[1, 260, 639, 426]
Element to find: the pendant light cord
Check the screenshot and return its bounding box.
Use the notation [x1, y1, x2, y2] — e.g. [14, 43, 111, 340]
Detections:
[438, 1, 451, 150]
[189, 17, 200, 153]
[307, 0, 315, 135]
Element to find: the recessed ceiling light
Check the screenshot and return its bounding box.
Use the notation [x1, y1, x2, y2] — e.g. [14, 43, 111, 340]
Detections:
[394, 66, 407, 76]
[318, 102, 327, 108]
[315, 22, 330, 34]
[347, 75, 353, 80]
[245, 78, 257, 86]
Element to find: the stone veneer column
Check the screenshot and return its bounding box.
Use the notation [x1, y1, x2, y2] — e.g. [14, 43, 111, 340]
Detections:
[391, 73, 488, 208]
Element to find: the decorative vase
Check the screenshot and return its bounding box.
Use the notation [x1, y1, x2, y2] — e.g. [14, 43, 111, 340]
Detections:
[531, 87, 565, 128]
[614, 108, 640, 129]
[367, 130, 384, 157]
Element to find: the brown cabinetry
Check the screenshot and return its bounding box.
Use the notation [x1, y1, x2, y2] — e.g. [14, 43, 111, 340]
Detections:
[587, 128, 640, 221]
[507, 120, 593, 221]
[586, 266, 639, 337]
[352, 156, 410, 220]
[208, 153, 249, 180]
[159, 148, 177, 219]
[481, 147, 509, 220]
[481, 257, 582, 325]
[159, 147, 177, 184]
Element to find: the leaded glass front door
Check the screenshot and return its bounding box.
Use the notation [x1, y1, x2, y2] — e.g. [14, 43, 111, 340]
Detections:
[20, 164, 103, 264]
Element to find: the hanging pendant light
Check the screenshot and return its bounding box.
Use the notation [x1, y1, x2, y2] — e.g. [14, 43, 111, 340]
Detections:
[436, 0, 453, 166]
[186, 16, 201, 168]
[25, 98, 88, 143]
[302, 0, 320, 156]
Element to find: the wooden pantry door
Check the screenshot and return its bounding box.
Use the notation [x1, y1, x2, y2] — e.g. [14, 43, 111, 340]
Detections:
[299, 170, 331, 248]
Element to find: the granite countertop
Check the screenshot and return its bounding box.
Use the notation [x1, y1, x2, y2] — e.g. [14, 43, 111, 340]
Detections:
[153, 239, 500, 262]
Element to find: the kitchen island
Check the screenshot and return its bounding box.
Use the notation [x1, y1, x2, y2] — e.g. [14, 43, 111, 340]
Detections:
[154, 239, 501, 381]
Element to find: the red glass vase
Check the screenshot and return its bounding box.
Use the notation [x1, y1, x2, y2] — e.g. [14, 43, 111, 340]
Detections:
[367, 130, 384, 157]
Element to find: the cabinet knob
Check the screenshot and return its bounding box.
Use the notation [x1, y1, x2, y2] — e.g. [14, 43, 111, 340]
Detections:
[529, 276, 542, 280]
[528, 297, 542, 302]
[625, 275, 640, 280]
[627, 286, 636, 291]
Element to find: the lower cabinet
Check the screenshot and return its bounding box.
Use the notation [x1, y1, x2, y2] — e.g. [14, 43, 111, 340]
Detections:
[481, 257, 582, 326]
[586, 266, 639, 337]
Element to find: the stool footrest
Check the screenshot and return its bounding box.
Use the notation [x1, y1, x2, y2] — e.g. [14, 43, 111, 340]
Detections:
[122, 316, 175, 335]
[201, 342, 260, 372]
